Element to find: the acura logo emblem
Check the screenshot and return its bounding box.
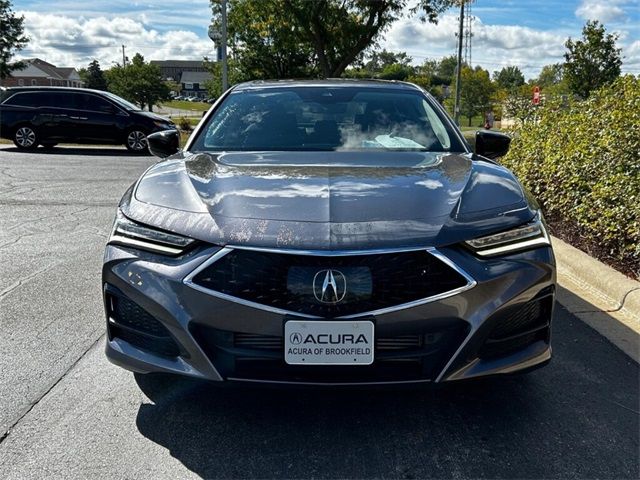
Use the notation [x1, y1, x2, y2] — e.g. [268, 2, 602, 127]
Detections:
[313, 269, 347, 304]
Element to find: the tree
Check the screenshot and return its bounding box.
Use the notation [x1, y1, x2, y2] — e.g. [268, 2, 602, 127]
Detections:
[564, 20, 622, 98]
[535, 63, 570, 97]
[0, 0, 28, 79]
[451, 66, 494, 126]
[106, 54, 170, 111]
[364, 49, 412, 73]
[222, 0, 315, 79]
[204, 58, 246, 98]
[343, 50, 415, 79]
[536, 63, 563, 89]
[213, 0, 454, 79]
[79, 60, 107, 90]
[493, 66, 525, 92]
[378, 63, 414, 80]
[435, 55, 459, 85]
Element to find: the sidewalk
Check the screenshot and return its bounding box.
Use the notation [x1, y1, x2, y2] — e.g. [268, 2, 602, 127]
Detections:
[553, 236, 639, 362]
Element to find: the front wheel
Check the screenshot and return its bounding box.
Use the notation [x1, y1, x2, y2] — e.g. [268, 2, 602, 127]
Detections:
[125, 129, 149, 153]
[13, 126, 39, 150]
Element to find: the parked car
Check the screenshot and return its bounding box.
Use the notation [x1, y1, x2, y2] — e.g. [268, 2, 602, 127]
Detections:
[0, 87, 177, 152]
[104, 79, 555, 386]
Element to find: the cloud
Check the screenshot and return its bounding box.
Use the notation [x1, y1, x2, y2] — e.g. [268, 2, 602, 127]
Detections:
[575, 0, 627, 23]
[383, 13, 569, 78]
[17, 11, 216, 68]
[382, 10, 639, 78]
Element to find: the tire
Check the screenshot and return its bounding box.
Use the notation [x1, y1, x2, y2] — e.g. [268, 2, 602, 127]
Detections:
[13, 125, 39, 150]
[125, 129, 149, 154]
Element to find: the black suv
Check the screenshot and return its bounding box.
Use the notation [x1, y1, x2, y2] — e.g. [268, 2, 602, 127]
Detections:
[0, 87, 177, 152]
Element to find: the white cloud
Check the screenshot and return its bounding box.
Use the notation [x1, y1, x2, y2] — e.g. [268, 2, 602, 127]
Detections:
[382, 11, 639, 78]
[624, 40, 640, 68]
[17, 11, 216, 68]
[382, 13, 570, 78]
[575, 0, 627, 23]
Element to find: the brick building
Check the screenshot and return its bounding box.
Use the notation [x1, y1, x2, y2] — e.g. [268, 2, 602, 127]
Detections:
[0, 59, 83, 88]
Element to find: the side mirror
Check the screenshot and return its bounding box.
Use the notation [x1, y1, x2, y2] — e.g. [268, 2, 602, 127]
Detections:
[475, 130, 511, 160]
[147, 129, 180, 158]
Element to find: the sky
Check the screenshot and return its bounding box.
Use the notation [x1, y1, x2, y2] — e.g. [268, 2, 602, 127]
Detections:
[12, 0, 640, 79]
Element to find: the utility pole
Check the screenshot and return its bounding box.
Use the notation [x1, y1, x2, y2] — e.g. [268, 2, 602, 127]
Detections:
[221, 0, 228, 92]
[122, 45, 126, 67]
[209, 0, 228, 94]
[453, 1, 464, 126]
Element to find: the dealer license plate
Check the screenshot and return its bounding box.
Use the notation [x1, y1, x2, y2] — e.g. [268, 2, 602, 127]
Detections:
[284, 320, 374, 365]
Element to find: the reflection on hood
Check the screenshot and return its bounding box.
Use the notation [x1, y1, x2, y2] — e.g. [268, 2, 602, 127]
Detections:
[128, 151, 533, 250]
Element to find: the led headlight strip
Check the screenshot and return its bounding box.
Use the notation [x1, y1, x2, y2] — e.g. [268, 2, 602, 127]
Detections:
[108, 210, 195, 255]
[465, 213, 551, 257]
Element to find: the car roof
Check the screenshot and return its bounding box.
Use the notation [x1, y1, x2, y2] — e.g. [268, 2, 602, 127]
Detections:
[2, 86, 108, 95]
[232, 79, 424, 92]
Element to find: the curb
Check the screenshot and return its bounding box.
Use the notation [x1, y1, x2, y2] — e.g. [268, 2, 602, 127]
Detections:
[552, 235, 639, 362]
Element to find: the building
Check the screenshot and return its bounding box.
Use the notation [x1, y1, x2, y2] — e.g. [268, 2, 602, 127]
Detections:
[0, 59, 83, 88]
[150, 60, 208, 82]
[179, 71, 213, 99]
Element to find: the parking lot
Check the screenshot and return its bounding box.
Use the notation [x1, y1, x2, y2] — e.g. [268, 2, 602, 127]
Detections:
[0, 145, 638, 479]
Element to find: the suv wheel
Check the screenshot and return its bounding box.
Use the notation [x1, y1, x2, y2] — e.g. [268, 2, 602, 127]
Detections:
[125, 130, 148, 153]
[14, 126, 39, 150]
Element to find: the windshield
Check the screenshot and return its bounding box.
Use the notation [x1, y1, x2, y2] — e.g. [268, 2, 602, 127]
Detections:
[102, 91, 141, 111]
[191, 86, 465, 153]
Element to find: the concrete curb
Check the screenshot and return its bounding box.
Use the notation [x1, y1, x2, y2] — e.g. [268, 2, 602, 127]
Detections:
[552, 235, 639, 362]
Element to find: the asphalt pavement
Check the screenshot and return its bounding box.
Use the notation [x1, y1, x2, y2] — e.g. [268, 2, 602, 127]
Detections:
[0, 145, 638, 479]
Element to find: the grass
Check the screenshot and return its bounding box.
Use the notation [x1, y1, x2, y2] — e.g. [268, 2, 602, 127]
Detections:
[161, 100, 211, 112]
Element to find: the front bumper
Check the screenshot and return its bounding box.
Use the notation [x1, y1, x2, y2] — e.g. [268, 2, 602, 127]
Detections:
[102, 243, 555, 385]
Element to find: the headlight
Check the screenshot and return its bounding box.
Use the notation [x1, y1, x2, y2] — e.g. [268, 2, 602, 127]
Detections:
[464, 213, 551, 257]
[108, 210, 195, 255]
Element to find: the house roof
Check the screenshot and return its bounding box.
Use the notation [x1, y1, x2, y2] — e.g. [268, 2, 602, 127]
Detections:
[55, 68, 77, 79]
[11, 59, 80, 81]
[151, 60, 205, 68]
[180, 71, 212, 84]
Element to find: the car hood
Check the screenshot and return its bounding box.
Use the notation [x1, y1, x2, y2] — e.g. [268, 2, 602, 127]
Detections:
[123, 151, 535, 250]
[134, 110, 172, 123]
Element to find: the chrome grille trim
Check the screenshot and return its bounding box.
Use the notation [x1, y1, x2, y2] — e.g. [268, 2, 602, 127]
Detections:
[183, 246, 476, 319]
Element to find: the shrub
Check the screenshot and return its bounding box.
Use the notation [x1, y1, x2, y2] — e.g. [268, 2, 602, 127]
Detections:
[502, 75, 640, 276]
[177, 116, 193, 132]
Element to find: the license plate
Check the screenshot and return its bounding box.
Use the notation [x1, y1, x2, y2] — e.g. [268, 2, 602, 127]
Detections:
[284, 320, 374, 365]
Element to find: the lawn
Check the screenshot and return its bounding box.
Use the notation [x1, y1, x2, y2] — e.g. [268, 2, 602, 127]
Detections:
[161, 100, 211, 112]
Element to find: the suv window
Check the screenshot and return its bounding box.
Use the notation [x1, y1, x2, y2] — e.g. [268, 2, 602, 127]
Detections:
[76, 93, 115, 113]
[3, 91, 76, 108]
[3, 92, 39, 107]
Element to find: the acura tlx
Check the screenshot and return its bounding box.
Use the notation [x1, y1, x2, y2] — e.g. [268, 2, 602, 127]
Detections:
[103, 80, 555, 386]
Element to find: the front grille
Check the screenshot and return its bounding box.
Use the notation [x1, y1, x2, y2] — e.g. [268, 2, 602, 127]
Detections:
[191, 249, 470, 317]
[111, 295, 169, 337]
[478, 288, 554, 359]
[106, 288, 180, 358]
[190, 322, 469, 383]
[109, 324, 181, 357]
[234, 333, 423, 352]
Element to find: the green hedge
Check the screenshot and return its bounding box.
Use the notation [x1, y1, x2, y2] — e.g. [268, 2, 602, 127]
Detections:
[502, 75, 640, 274]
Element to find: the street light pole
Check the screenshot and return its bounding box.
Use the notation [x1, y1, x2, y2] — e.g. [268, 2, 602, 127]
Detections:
[221, 0, 228, 93]
[453, 1, 464, 126]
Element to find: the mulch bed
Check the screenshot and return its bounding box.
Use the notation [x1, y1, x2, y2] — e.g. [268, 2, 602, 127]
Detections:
[545, 212, 638, 280]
